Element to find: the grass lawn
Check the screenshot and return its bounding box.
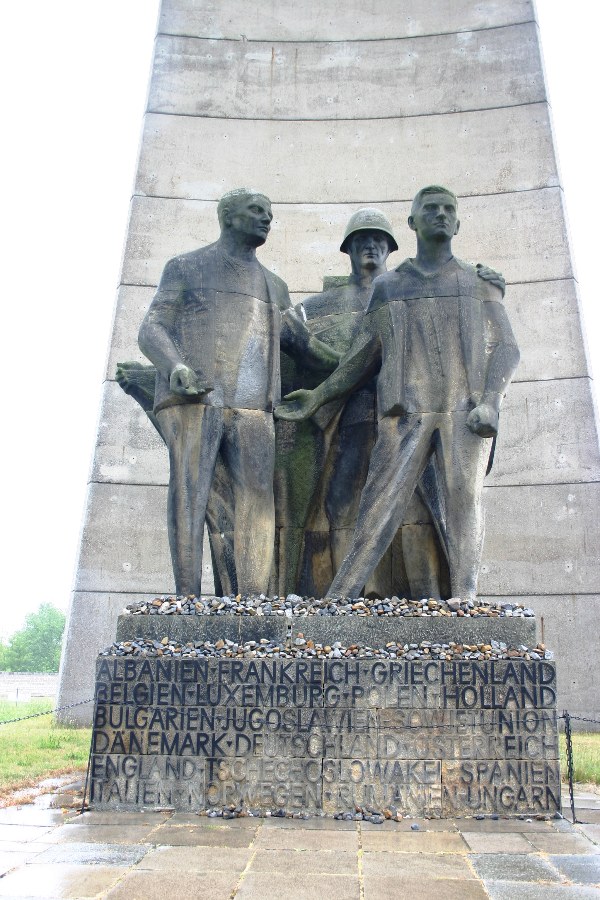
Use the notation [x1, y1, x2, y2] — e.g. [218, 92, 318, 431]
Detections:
[0, 699, 91, 800]
[560, 731, 600, 786]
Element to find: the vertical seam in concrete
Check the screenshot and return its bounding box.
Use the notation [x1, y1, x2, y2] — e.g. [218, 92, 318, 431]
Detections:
[230, 819, 261, 897]
[357, 821, 365, 900]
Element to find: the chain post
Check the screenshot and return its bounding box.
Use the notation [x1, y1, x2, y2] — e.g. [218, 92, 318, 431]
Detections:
[563, 710, 577, 824]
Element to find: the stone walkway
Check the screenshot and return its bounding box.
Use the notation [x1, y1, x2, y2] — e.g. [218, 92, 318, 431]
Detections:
[0, 793, 599, 899]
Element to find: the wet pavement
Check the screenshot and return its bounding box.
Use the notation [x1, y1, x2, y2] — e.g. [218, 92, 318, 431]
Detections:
[0, 791, 599, 898]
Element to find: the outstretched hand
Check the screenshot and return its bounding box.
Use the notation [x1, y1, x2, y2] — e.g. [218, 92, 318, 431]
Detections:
[467, 403, 499, 438]
[274, 389, 319, 421]
[476, 263, 505, 297]
[170, 364, 205, 396]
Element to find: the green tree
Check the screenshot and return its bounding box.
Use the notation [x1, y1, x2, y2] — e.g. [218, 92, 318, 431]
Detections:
[0, 605, 66, 673]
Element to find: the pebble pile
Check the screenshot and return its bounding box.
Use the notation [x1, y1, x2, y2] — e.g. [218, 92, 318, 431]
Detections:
[123, 594, 536, 618]
[101, 636, 553, 661]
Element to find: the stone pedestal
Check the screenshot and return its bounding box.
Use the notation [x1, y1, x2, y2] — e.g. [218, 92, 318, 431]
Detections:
[90, 614, 560, 818]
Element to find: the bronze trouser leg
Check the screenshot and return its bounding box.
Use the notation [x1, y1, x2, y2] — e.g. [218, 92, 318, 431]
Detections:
[221, 408, 276, 594]
[401, 488, 441, 600]
[157, 404, 223, 597]
[326, 419, 376, 574]
[435, 413, 491, 602]
[328, 414, 435, 598]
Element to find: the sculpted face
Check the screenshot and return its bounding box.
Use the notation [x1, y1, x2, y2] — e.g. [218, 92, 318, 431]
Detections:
[226, 193, 273, 247]
[409, 192, 460, 242]
[348, 230, 391, 271]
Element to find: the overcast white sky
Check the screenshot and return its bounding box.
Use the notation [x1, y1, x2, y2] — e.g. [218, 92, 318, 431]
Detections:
[0, 1, 597, 640]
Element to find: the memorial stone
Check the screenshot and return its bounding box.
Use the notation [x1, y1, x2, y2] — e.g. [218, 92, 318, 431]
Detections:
[90, 647, 560, 817]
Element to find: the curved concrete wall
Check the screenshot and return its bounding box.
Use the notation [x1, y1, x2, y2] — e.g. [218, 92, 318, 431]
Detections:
[58, 0, 600, 724]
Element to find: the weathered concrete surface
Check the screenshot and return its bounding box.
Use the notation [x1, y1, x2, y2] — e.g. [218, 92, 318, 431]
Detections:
[150, 25, 544, 120]
[93, 376, 600, 489]
[159, 0, 534, 41]
[74, 483, 173, 595]
[104, 285, 154, 380]
[490, 378, 600, 487]
[122, 189, 572, 293]
[136, 105, 558, 204]
[480, 483, 600, 596]
[508, 279, 591, 383]
[91, 381, 167, 487]
[114, 613, 537, 649]
[72, 481, 600, 598]
[56, 592, 130, 722]
[106, 280, 591, 387]
[522, 595, 600, 722]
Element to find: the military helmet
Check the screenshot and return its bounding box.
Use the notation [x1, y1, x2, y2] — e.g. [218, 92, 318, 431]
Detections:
[340, 207, 398, 254]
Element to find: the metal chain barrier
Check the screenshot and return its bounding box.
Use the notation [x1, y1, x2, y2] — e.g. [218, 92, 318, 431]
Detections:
[0, 697, 95, 726]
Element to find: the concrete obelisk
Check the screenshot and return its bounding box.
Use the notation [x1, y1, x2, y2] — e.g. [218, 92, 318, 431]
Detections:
[58, 0, 600, 723]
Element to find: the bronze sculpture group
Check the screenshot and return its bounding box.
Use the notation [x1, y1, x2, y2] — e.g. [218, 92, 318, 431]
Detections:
[126, 185, 519, 602]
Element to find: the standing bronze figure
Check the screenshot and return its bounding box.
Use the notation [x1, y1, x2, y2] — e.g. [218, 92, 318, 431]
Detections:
[276, 186, 520, 601]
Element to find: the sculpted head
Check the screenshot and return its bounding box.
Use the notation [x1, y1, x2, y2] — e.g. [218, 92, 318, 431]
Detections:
[340, 208, 398, 275]
[409, 185, 460, 243]
[217, 188, 273, 247]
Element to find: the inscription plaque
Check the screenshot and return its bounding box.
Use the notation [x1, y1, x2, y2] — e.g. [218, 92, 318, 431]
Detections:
[91, 653, 560, 817]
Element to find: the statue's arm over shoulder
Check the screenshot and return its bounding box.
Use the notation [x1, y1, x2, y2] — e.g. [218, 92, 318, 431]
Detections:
[280, 303, 340, 371]
[482, 288, 520, 407]
[311, 314, 381, 406]
[138, 257, 187, 380]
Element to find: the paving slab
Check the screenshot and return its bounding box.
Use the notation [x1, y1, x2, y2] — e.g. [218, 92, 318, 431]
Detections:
[150, 823, 257, 846]
[361, 850, 475, 879]
[0, 863, 129, 898]
[549, 854, 600, 884]
[359, 817, 459, 831]
[31, 841, 150, 867]
[578, 824, 600, 844]
[40, 822, 159, 844]
[470, 851, 562, 882]
[363, 876, 489, 900]
[0, 823, 55, 842]
[255, 827, 358, 851]
[528, 832, 600, 854]
[136, 844, 253, 872]
[0, 850, 30, 876]
[454, 817, 555, 832]
[485, 883, 600, 900]
[360, 830, 468, 852]
[0, 808, 75, 826]
[261, 816, 356, 830]
[105, 868, 242, 899]
[251, 848, 358, 875]
[235, 872, 360, 900]
[462, 831, 535, 853]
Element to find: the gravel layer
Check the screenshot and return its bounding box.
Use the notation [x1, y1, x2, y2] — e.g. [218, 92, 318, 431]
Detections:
[123, 594, 536, 619]
[101, 636, 553, 661]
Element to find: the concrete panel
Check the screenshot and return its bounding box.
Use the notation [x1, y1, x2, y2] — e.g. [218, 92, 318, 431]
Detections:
[122, 188, 572, 292]
[106, 283, 591, 388]
[74, 482, 600, 598]
[74, 482, 174, 594]
[509, 280, 590, 383]
[525, 595, 600, 722]
[160, 0, 534, 41]
[490, 377, 600, 487]
[56, 591, 132, 724]
[480, 483, 600, 596]
[91, 380, 168, 486]
[91, 375, 599, 489]
[105, 285, 154, 380]
[136, 104, 558, 204]
[149, 24, 544, 120]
